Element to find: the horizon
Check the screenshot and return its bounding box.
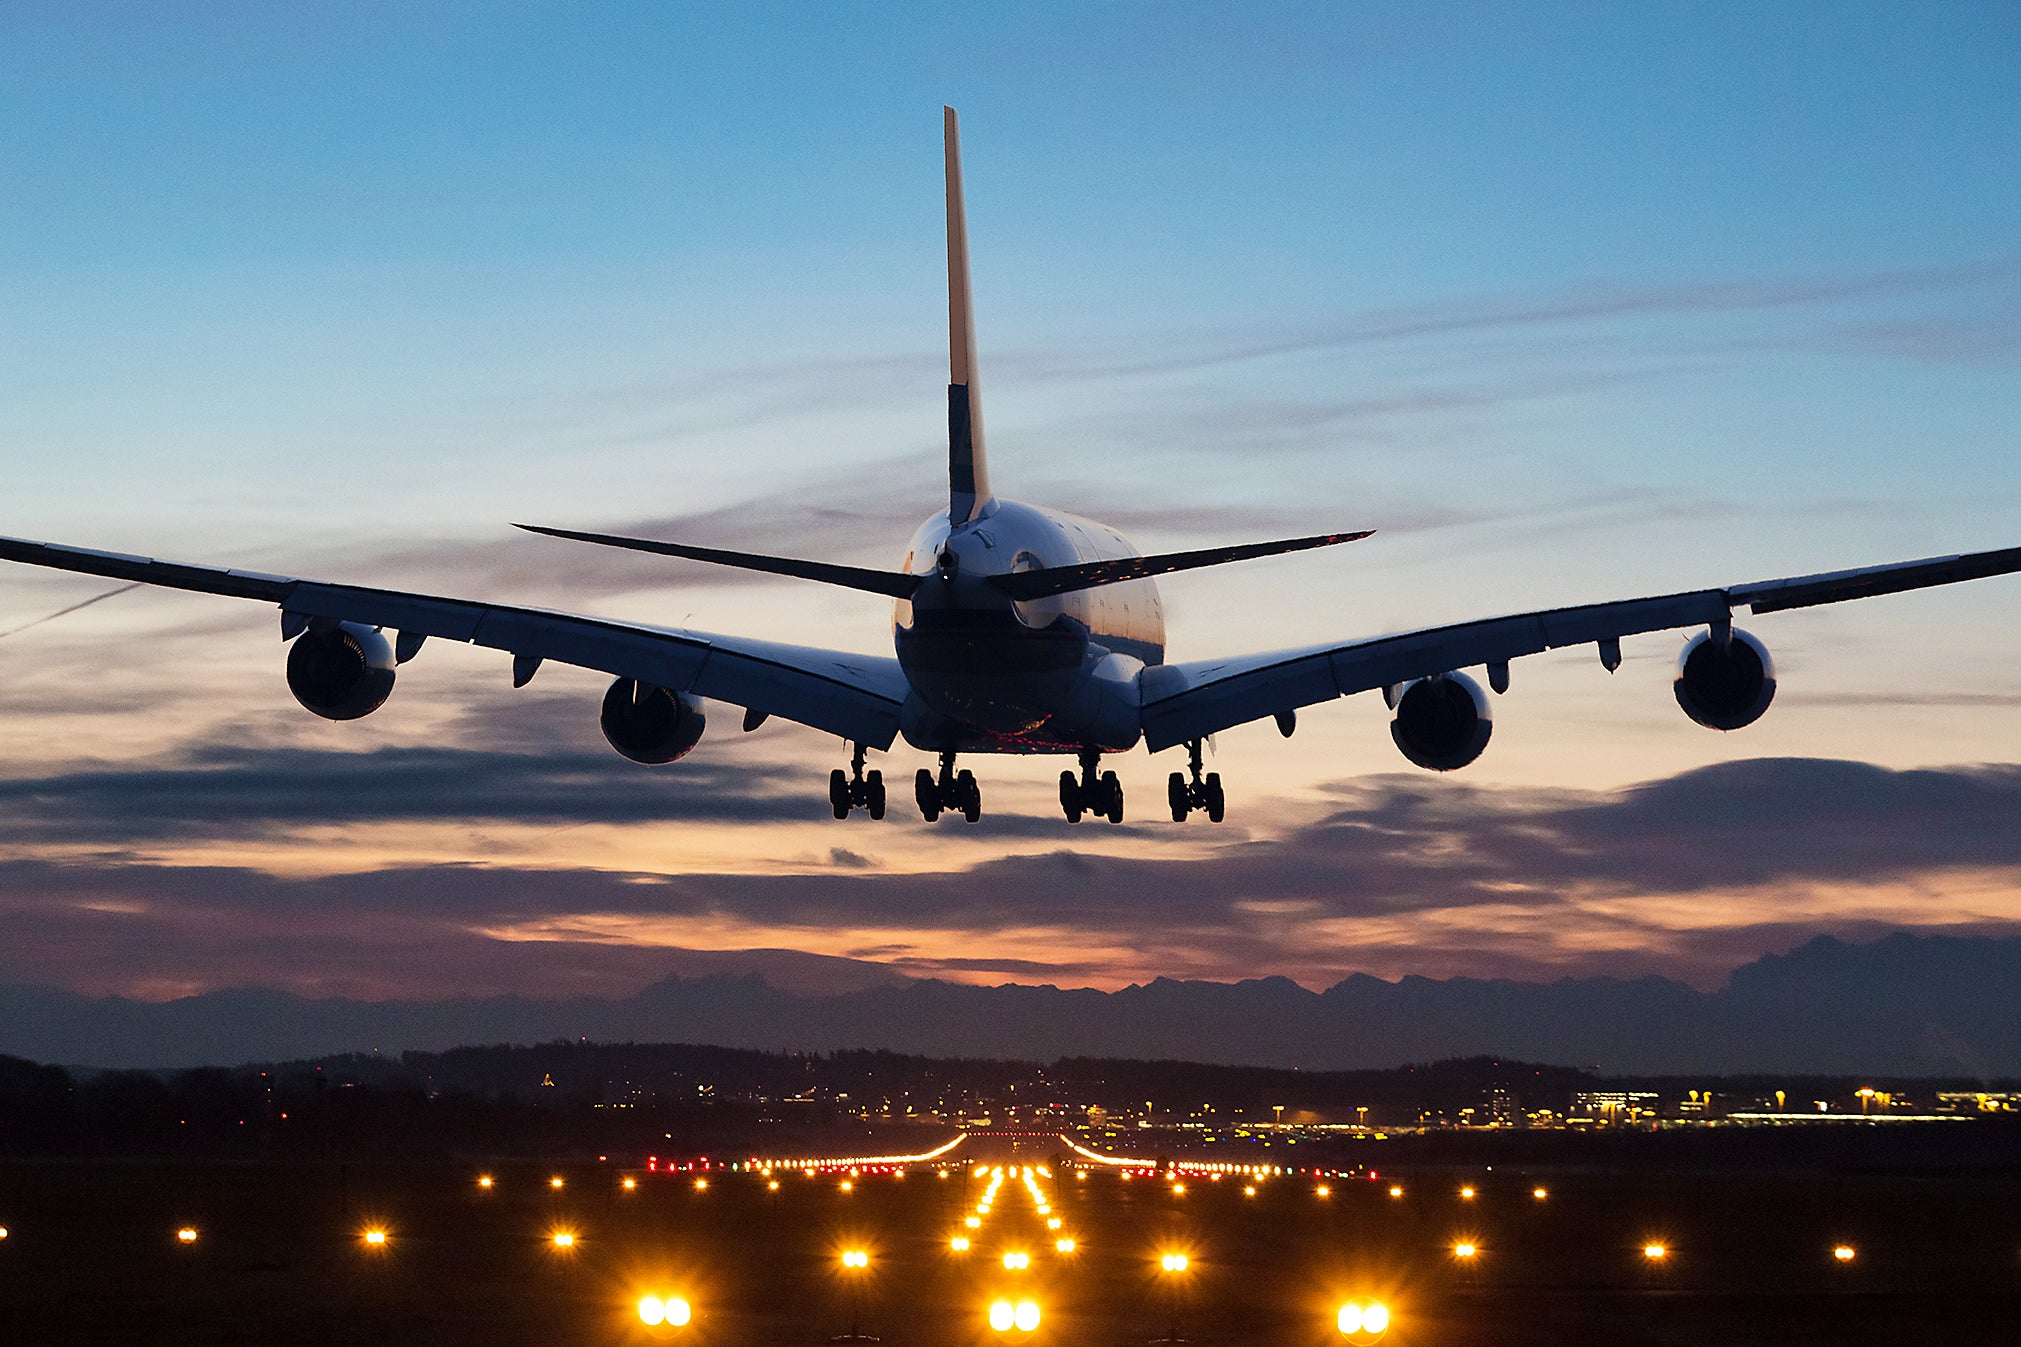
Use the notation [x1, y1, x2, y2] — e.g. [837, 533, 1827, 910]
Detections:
[1, 6, 2016, 1015]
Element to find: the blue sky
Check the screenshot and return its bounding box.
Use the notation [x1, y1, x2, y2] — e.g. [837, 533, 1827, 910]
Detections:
[0, 3, 2016, 1005]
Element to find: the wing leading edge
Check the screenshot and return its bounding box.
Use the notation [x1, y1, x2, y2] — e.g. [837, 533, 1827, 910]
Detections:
[0, 534, 906, 748]
[1140, 544, 2021, 752]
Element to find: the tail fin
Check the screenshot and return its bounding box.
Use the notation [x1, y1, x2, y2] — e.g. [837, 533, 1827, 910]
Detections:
[944, 107, 994, 525]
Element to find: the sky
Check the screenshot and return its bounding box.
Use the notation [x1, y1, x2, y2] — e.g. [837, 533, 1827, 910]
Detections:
[0, 2, 2016, 1008]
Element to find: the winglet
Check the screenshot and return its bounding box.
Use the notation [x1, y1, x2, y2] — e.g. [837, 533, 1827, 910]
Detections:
[945, 107, 994, 525]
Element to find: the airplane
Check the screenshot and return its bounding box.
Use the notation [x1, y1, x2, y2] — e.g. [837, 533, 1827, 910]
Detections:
[2, 108, 2017, 826]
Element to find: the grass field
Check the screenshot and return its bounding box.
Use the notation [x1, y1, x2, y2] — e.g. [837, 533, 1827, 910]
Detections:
[3, 1144, 2018, 1344]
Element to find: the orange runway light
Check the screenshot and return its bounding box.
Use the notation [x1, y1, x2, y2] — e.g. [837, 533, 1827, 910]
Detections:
[549, 1176, 565, 1190]
[693, 1178, 707, 1191]
[1532, 1186, 1548, 1200]
[1316, 1185, 1331, 1197]
[175, 1226, 199, 1244]
[638, 1294, 692, 1328]
[1160, 1252, 1189, 1272]
[1388, 1185, 1405, 1199]
[1002, 1250, 1030, 1270]
[1833, 1244, 1857, 1262]
[1055, 1237, 1075, 1253]
[362, 1228, 388, 1247]
[1643, 1243, 1668, 1261]
[840, 1249, 870, 1269]
[1459, 1186, 1476, 1200]
[477, 1175, 494, 1190]
[1452, 1241, 1478, 1259]
[623, 1177, 638, 1191]
[768, 1179, 780, 1191]
[551, 1231, 577, 1249]
[1337, 1299, 1391, 1340]
[839, 1180, 853, 1192]
[950, 1236, 971, 1252]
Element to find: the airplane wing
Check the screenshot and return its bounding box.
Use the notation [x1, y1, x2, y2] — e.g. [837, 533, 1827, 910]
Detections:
[0, 533, 908, 749]
[1138, 544, 2021, 752]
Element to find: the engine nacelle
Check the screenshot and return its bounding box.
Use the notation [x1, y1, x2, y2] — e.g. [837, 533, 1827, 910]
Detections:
[1674, 627, 1775, 731]
[1390, 672, 1492, 771]
[286, 622, 396, 721]
[601, 678, 706, 764]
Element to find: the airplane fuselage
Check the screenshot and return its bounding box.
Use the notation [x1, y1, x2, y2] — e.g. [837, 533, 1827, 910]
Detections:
[893, 500, 1163, 754]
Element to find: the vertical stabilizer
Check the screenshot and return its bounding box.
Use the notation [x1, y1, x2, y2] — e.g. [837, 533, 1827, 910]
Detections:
[944, 107, 994, 525]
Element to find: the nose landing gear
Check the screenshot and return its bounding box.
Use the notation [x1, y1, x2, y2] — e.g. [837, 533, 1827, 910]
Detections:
[916, 751, 982, 822]
[1060, 749, 1124, 824]
[1168, 740, 1224, 822]
[828, 743, 885, 819]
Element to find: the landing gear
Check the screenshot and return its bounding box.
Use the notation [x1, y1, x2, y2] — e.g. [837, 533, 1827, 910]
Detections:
[916, 751, 981, 822]
[829, 743, 885, 819]
[1060, 749, 1124, 824]
[1168, 740, 1224, 822]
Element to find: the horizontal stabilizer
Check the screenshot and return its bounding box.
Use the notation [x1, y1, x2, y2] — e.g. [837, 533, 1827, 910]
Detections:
[514, 523, 919, 599]
[991, 529, 1375, 601]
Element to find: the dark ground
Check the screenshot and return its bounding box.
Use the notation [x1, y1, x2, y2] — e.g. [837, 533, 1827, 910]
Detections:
[2, 1142, 2017, 1345]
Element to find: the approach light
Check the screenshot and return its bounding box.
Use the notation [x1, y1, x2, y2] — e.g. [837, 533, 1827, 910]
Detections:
[1452, 1241, 1477, 1259]
[841, 1249, 869, 1269]
[693, 1178, 707, 1191]
[1388, 1186, 1404, 1199]
[1338, 1300, 1390, 1340]
[1316, 1185, 1331, 1197]
[362, 1228, 388, 1247]
[1459, 1186, 1475, 1200]
[638, 1295, 692, 1328]
[989, 1301, 1015, 1332]
[1055, 1237, 1076, 1253]
[839, 1180, 853, 1192]
[1834, 1244, 1857, 1262]
[477, 1175, 494, 1190]
[966, 1216, 982, 1229]
[175, 1227, 199, 1244]
[1002, 1250, 1030, 1270]
[1015, 1301, 1041, 1332]
[1160, 1252, 1189, 1273]
[552, 1231, 577, 1249]
[1532, 1186, 1547, 1200]
[1243, 1185, 1256, 1197]
[550, 1176, 565, 1190]
[623, 1177, 638, 1191]
[1171, 1183, 1186, 1196]
[1643, 1243, 1668, 1261]
[768, 1179, 780, 1191]
[951, 1236, 971, 1252]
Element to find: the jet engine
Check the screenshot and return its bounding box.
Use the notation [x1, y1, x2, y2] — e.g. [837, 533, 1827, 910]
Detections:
[1674, 627, 1775, 730]
[286, 622, 396, 721]
[1390, 671, 1492, 771]
[600, 678, 706, 764]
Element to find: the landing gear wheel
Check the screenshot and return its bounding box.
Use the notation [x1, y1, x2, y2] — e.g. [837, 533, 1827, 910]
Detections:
[1060, 770, 1083, 824]
[1099, 771, 1123, 824]
[829, 768, 850, 820]
[1168, 772, 1189, 822]
[915, 768, 941, 822]
[1204, 771, 1225, 823]
[865, 769, 886, 820]
[956, 769, 981, 823]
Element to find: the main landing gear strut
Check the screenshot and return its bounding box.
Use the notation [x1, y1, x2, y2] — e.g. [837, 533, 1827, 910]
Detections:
[917, 750, 981, 823]
[829, 743, 885, 819]
[1060, 748, 1124, 824]
[1168, 739, 1224, 822]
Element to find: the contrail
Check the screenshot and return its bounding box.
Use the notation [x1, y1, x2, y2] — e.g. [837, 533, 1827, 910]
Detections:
[0, 582, 144, 639]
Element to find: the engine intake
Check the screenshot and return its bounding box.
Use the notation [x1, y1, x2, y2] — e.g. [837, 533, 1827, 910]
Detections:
[1390, 672, 1492, 771]
[286, 622, 396, 721]
[601, 679, 706, 764]
[1674, 627, 1775, 730]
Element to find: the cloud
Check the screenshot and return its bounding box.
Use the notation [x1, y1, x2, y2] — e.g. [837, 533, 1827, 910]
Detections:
[1, 756, 2018, 1000]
